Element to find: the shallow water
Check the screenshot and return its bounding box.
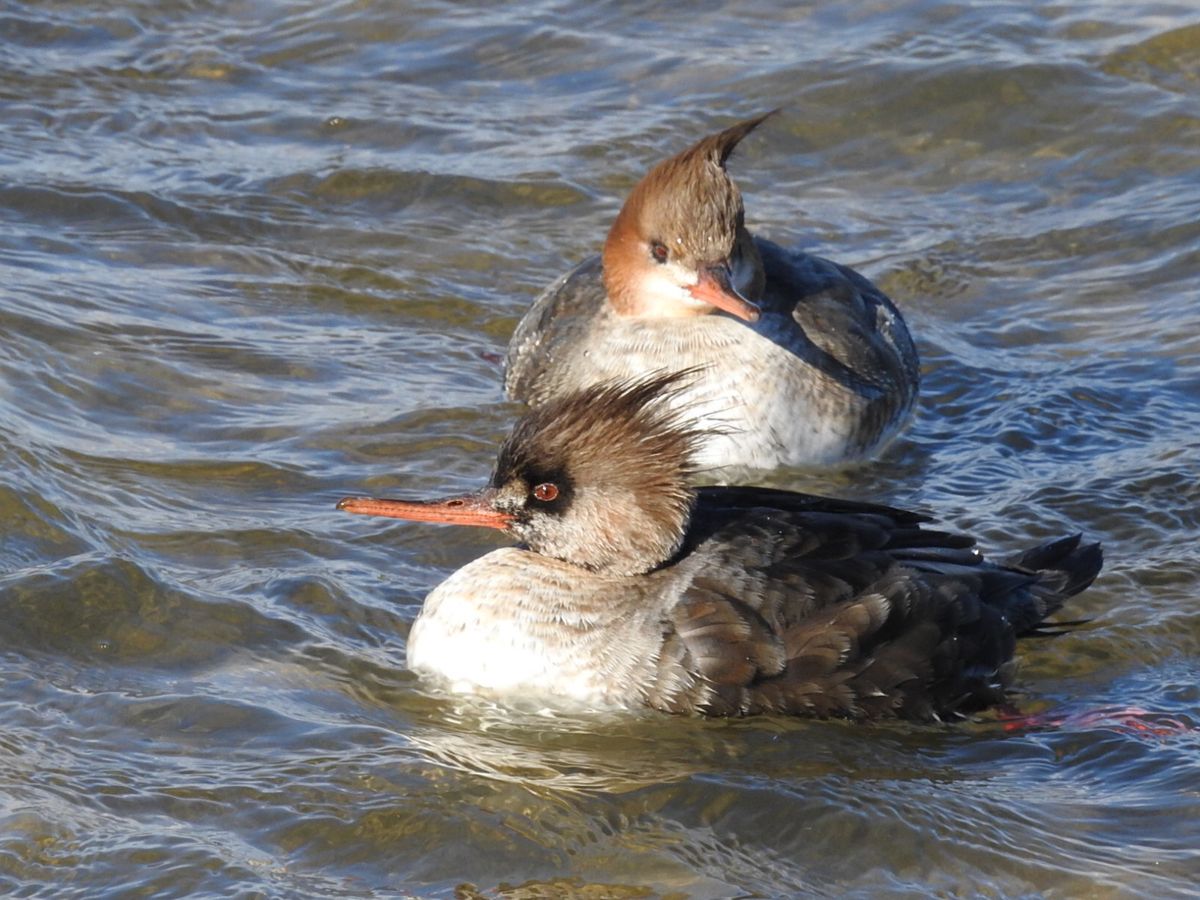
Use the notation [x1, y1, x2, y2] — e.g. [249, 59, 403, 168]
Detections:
[3, 1, 1200, 896]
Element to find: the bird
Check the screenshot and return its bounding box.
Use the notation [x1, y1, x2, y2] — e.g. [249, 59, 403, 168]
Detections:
[338, 373, 1101, 721]
[504, 112, 919, 473]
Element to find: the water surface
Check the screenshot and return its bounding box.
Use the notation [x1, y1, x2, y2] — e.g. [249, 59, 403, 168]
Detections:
[2, 1, 1200, 897]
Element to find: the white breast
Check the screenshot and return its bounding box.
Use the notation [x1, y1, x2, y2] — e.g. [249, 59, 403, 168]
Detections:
[564, 316, 873, 470]
[406, 549, 658, 708]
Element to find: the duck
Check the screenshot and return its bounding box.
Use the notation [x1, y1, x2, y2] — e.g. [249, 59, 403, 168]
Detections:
[338, 373, 1100, 721]
[504, 112, 920, 473]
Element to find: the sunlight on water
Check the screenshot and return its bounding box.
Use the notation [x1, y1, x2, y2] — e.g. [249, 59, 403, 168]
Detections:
[2, 1, 1199, 896]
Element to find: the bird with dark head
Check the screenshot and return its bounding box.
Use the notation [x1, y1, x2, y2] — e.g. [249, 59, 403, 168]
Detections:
[338, 374, 1102, 721]
[505, 112, 920, 472]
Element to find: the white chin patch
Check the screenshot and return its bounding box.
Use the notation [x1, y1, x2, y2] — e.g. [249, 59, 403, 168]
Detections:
[636, 265, 706, 317]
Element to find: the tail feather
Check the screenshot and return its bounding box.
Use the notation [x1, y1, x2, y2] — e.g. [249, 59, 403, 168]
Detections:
[1004, 534, 1103, 635]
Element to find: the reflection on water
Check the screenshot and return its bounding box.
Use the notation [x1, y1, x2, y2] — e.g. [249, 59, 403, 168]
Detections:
[2, 0, 1200, 896]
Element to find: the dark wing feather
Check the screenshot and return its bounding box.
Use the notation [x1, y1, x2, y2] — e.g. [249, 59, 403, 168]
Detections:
[646, 497, 1102, 721]
[756, 238, 920, 428]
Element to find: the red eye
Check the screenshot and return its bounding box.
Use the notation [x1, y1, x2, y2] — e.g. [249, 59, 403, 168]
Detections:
[650, 241, 669, 264]
[532, 483, 559, 502]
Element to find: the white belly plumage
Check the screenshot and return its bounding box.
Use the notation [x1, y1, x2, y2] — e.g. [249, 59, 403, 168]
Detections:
[406, 549, 656, 708]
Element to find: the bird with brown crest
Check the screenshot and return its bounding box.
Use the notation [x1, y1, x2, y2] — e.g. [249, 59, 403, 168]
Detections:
[338, 373, 1100, 721]
[505, 113, 919, 474]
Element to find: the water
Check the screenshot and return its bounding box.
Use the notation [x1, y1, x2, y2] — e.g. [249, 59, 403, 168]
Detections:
[2, 1, 1199, 896]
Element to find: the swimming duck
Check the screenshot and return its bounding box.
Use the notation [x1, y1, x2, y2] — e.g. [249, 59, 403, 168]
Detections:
[339, 374, 1099, 720]
[505, 113, 919, 472]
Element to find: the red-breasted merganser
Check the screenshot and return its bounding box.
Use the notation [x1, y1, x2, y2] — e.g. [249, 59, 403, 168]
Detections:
[504, 112, 920, 473]
[338, 374, 1100, 721]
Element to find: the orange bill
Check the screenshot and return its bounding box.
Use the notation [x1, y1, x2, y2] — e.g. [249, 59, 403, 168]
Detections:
[689, 263, 760, 322]
[337, 491, 514, 530]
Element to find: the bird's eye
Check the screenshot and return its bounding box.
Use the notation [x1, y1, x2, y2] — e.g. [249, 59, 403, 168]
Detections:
[532, 482, 559, 502]
[649, 241, 669, 264]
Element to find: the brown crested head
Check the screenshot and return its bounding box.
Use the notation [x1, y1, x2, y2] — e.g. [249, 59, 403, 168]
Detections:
[602, 112, 775, 320]
[336, 373, 704, 573]
[490, 371, 703, 575]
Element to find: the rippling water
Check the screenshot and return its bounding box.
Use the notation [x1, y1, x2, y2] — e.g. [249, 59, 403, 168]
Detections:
[3, 1, 1200, 896]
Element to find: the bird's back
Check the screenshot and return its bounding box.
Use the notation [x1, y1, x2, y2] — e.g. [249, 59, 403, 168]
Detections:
[646, 487, 1101, 720]
[504, 255, 609, 406]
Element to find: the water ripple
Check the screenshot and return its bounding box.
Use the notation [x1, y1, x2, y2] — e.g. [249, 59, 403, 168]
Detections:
[2, 0, 1200, 896]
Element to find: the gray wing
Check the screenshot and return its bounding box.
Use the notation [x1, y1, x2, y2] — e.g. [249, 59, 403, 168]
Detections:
[757, 237, 920, 425]
[504, 255, 607, 405]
